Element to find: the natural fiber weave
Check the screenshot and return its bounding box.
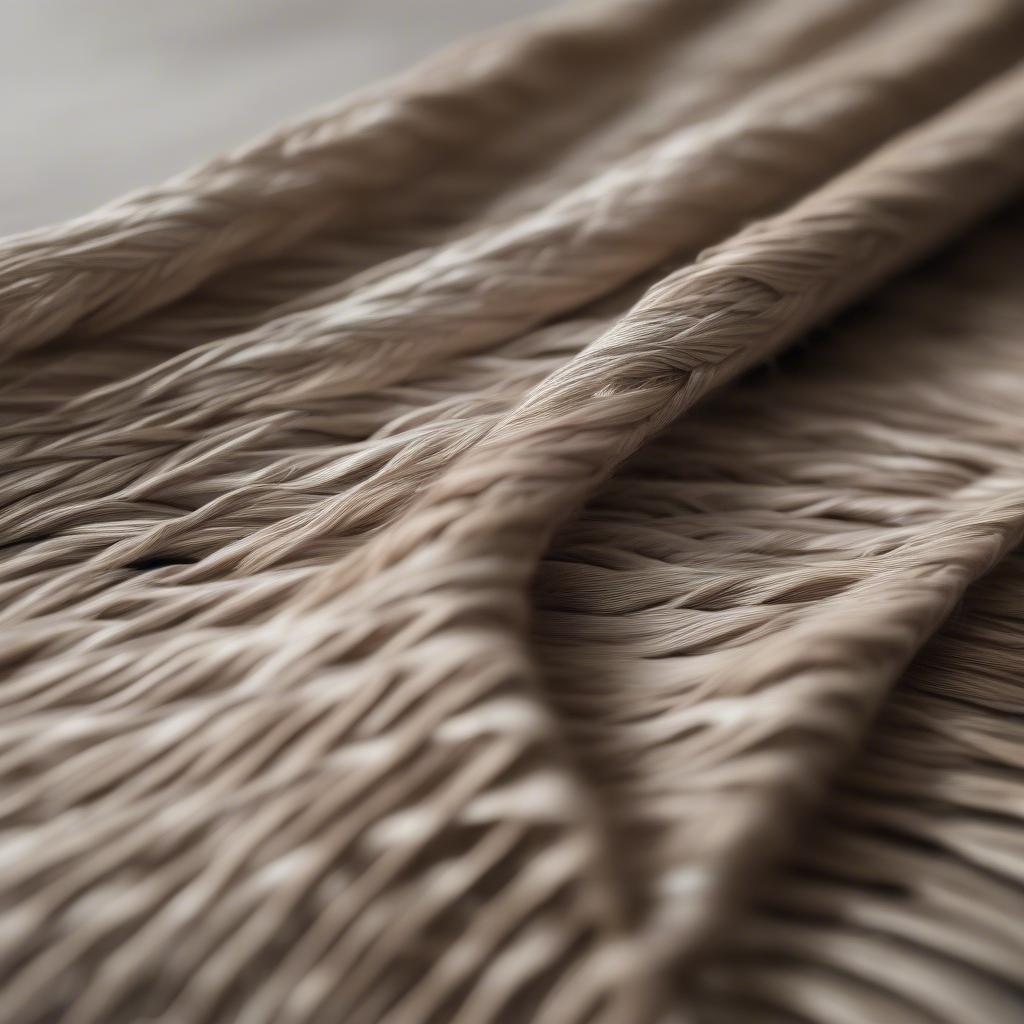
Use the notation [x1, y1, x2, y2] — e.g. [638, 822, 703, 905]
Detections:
[3, 2, 1024, 1021]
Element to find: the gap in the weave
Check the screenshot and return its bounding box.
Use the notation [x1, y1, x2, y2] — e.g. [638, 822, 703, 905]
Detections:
[127, 554, 199, 572]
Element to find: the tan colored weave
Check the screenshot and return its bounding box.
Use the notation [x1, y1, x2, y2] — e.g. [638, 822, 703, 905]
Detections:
[2, 2, 1024, 1021]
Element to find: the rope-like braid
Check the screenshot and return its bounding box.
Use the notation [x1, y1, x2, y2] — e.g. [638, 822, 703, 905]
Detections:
[0, 0, 696, 359]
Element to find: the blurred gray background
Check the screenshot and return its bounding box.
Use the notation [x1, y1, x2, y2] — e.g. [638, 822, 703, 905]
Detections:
[2, 0, 555, 235]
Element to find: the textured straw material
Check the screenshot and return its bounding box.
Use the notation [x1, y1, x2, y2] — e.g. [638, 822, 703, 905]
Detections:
[3, 2, 1024, 1022]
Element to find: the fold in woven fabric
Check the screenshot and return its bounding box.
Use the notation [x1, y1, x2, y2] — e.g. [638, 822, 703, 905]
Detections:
[2, 2, 1024, 1022]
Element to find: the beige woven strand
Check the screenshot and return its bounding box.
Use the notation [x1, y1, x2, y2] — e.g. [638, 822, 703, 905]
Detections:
[0, 0, 891, 426]
[51, 0, 1024, 419]
[0, 0, 695, 358]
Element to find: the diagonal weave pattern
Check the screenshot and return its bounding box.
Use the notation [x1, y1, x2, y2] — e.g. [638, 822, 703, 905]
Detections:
[2, 1, 1024, 1021]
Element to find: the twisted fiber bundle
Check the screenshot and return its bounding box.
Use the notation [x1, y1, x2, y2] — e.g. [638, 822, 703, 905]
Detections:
[3, 2, 1024, 1022]
[537, 208, 1024, 1020]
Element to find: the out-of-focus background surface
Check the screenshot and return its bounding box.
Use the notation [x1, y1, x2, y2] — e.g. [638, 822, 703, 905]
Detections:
[2, 0, 554, 235]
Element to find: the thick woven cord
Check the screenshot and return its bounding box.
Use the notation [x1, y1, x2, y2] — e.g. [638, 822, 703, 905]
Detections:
[3, 2, 1024, 1022]
[537, 208, 1024, 1018]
